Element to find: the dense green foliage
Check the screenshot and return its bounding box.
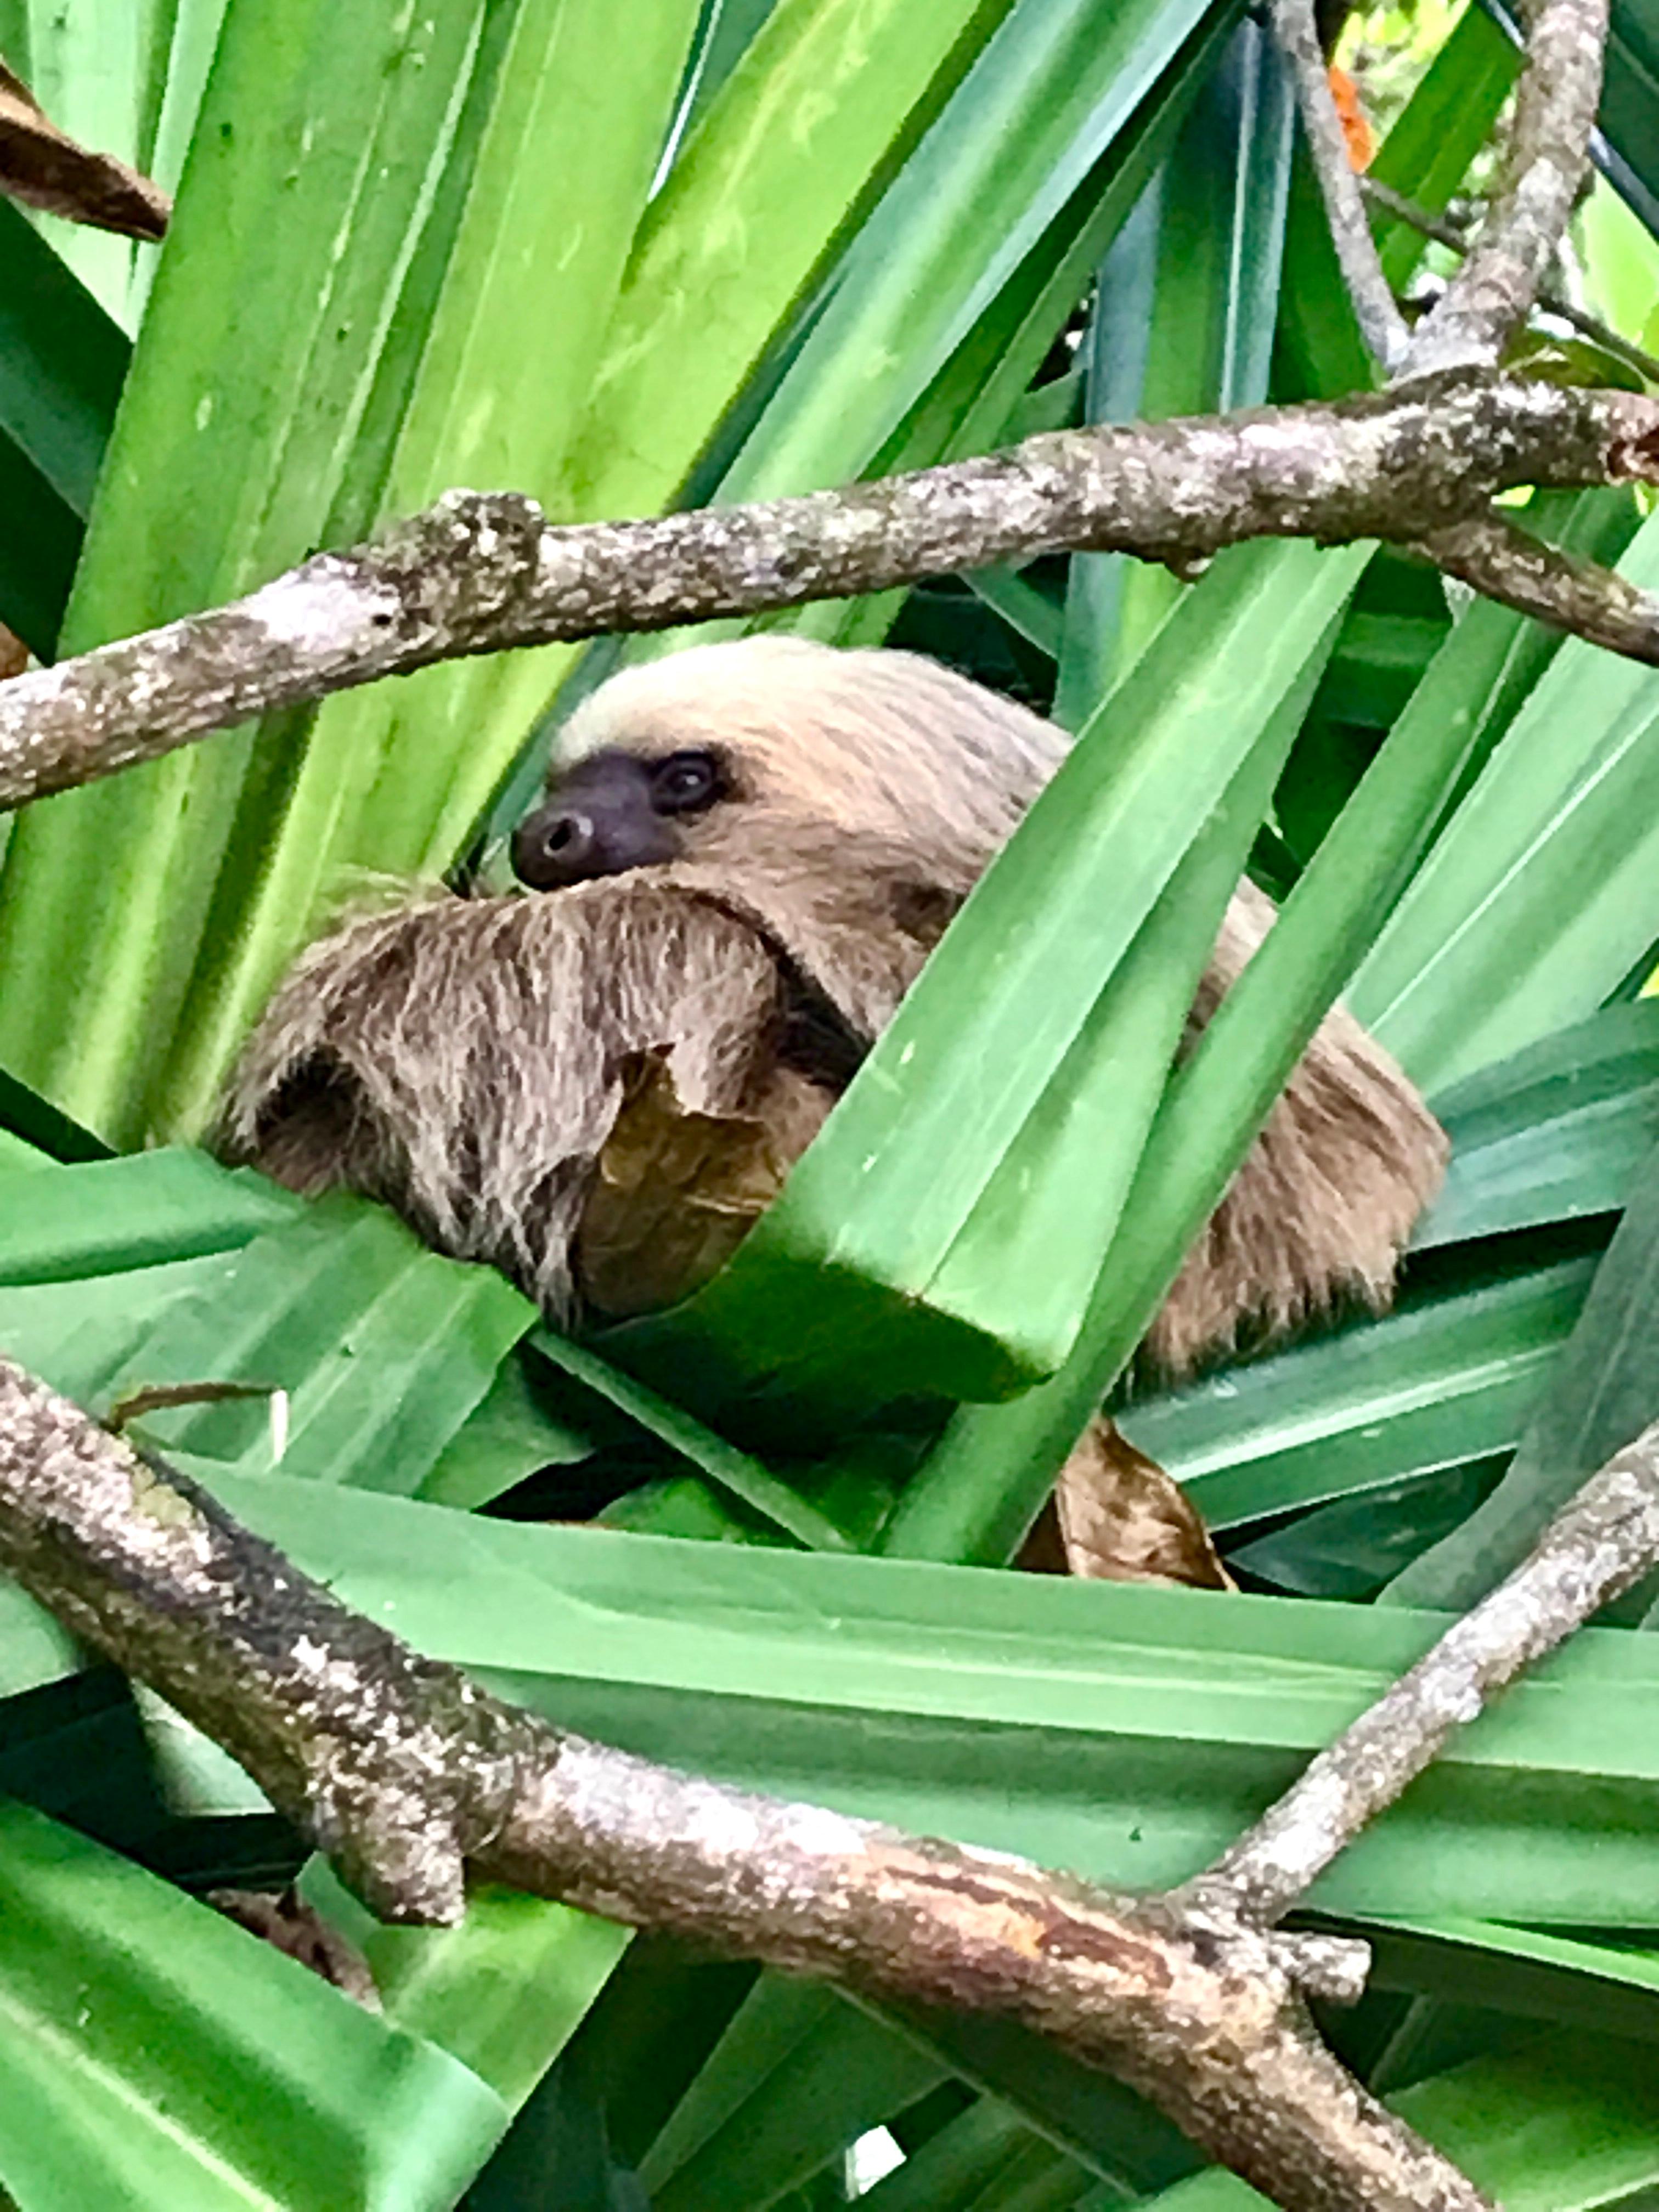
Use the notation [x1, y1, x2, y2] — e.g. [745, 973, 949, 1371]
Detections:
[2, 0, 1659, 2203]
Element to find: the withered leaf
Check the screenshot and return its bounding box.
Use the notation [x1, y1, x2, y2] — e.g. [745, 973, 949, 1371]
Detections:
[577, 1050, 831, 1318]
[0, 58, 169, 240]
[1049, 1418, 1235, 1590]
[0, 622, 26, 681]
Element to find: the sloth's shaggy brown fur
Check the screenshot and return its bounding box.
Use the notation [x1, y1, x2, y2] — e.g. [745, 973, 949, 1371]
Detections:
[221, 636, 1447, 1379]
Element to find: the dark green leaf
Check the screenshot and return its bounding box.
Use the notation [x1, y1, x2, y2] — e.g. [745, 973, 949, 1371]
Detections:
[1387, 1147, 1659, 1611]
[1416, 1001, 1659, 1251]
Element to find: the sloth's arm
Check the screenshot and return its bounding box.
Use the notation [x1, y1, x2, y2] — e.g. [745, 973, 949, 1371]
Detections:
[218, 881, 797, 1319]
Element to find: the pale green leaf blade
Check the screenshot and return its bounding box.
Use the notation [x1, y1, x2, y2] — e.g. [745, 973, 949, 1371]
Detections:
[0, 1796, 509, 2210]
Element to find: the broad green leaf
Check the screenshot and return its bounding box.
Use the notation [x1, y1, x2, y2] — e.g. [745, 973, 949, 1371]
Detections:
[108, 1195, 535, 1493]
[1579, 176, 1659, 353]
[1367, 4, 1519, 291]
[303, 1863, 631, 2116]
[0, 0, 499, 1141]
[531, 1329, 856, 1551]
[868, 2001, 1199, 2199]
[189, 1480, 1659, 1924]
[417, 1352, 601, 1515]
[1359, 1917, 1659, 2046]
[155, 0, 707, 1128]
[885, 542, 1508, 1565]
[464, 2056, 652, 2211]
[0, 1250, 247, 1407]
[713, 0, 1232, 508]
[852, 2100, 1074, 2212]
[10, 0, 159, 324]
[1351, 509, 1659, 1093]
[1415, 1001, 1659, 1250]
[1119, 1257, 1595, 1532]
[561, 0, 1025, 527]
[143, 0, 231, 201]
[1596, 0, 1659, 239]
[0, 1670, 171, 1834]
[556, 1938, 761, 2179]
[1228, 1458, 1505, 1599]
[0, 1796, 509, 2211]
[640, 1980, 943, 2210]
[0, 1147, 297, 1284]
[1387, 1144, 1659, 1611]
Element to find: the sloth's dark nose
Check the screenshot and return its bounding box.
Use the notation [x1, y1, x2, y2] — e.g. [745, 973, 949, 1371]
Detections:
[512, 806, 597, 888]
[511, 751, 682, 889]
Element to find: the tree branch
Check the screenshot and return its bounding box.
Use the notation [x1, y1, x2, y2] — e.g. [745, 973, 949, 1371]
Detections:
[1270, 0, 1409, 370]
[1420, 510, 1659, 657]
[1360, 176, 1659, 386]
[1406, 0, 1611, 376]
[0, 1346, 1512, 2212]
[4, 376, 1659, 812]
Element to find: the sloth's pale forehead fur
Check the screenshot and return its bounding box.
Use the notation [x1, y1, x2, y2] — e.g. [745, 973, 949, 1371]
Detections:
[557, 634, 1067, 889]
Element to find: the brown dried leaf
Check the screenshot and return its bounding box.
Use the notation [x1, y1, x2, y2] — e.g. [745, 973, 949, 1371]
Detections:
[0, 623, 26, 681]
[210, 1886, 382, 2010]
[0, 58, 169, 240]
[1050, 1418, 1235, 1590]
[577, 1051, 832, 1318]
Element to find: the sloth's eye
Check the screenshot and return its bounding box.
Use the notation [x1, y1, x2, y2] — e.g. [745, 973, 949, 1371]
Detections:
[651, 751, 724, 815]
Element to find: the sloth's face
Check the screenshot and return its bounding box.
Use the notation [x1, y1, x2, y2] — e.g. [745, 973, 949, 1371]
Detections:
[511, 743, 730, 890]
[513, 633, 1062, 900]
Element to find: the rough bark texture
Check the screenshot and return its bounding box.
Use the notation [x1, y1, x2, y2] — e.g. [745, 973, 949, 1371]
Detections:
[1272, 0, 1409, 370]
[1421, 511, 1659, 658]
[3, 379, 1659, 813]
[7, 1361, 1659, 2203]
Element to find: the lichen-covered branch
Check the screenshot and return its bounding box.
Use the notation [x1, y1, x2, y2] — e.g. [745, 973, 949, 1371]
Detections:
[1278, 0, 1621, 640]
[1188, 1418, 1659, 1927]
[1362, 175, 1659, 385]
[1421, 512, 1659, 659]
[0, 1347, 1504, 2212]
[1406, 0, 1611, 375]
[1270, 0, 1409, 370]
[3, 375, 1659, 813]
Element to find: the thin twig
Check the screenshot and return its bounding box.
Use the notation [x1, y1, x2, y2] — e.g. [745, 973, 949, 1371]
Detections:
[1403, 0, 1611, 375]
[1187, 1417, 1659, 1926]
[1363, 176, 1659, 385]
[4, 377, 1659, 812]
[1419, 510, 1659, 655]
[1270, 0, 1409, 370]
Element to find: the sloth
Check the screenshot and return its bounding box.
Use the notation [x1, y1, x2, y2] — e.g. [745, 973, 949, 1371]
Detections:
[221, 636, 1446, 1566]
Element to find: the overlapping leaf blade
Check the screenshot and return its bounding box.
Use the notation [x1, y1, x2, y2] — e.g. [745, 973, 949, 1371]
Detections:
[1351, 513, 1659, 1093]
[127, 1478, 1659, 1928]
[0, 1796, 509, 2211]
